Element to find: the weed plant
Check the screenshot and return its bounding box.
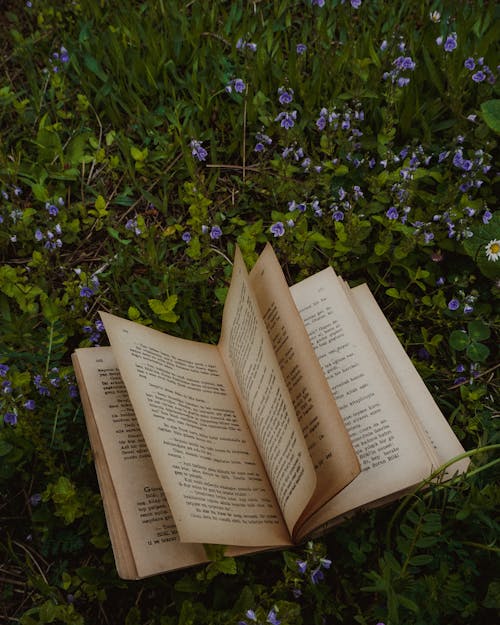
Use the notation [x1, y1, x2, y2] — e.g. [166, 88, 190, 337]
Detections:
[0, 1, 499, 624]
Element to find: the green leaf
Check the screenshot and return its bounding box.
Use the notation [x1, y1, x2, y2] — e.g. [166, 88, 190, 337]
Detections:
[467, 320, 490, 342]
[449, 330, 469, 351]
[0, 439, 13, 456]
[386, 288, 400, 299]
[107, 226, 131, 245]
[148, 296, 179, 323]
[409, 554, 434, 566]
[95, 195, 106, 211]
[84, 54, 108, 82]
[480, 99, 500, 133]
[128, 306, 141, 321]
[466, 341, 490, 362]
[130, 146, 148, 161]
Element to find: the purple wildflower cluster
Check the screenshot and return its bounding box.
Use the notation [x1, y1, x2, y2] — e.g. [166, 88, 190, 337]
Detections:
[315, 103, 365, 157]
[447, 139, 492, 194]
[453, 362, 480, 386]
[125, 217, 142, 236]
[236, 38, 257, 52]
[48, 45, 70, 73]
[275, 83, 297, 130]
[329, 184, 364, 222]
[447, 292, 476, 315]
[464, 56, 496, 84]
[190, 139, 208, 162]
[383, 53, 416, 87]
[275, 110, 297, 130]
[280, 144, 314, 170]
[254, 131, 273, 153]
[83, 318, 105, 345]
[293, 551, 332, 594]
[436, 32, 457, 52]
[201, 224, 223, 240]
[2, 364, 78, 426]
[225, 78, 246, 94]
[238, 607, 280, 625]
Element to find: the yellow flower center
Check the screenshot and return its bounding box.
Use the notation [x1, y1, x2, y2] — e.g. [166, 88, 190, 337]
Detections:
[490, 243, 500, 254]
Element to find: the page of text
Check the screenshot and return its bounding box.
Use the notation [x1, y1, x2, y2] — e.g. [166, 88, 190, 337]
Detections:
[349, 284, 469, 477]
[100, 314, 291, 547]
[73, 347, 207, 578]
[290, 269, 433, 535]
[249, 244, 360, 514]
[218, 248, 316, 537]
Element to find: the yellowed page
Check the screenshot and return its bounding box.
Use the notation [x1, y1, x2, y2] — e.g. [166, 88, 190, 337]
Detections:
[218, 248, 316, 539]
[248, 244, 360, 515]
[99, 313, 291, 547]
[290, 268, 434, 537]
[72, 347, 208, 578]
[349, 284, 469, 477]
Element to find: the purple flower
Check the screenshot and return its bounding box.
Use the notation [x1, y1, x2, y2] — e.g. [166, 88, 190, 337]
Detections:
[275, 110, 297, 129]
[332, 210, 344, 221]
[448, 298, 460, 311]
[266, 609, 281, 625]
[245, 610, 257, 621]
[60, 46, 70, 64]
[464, 57, 475, 70]
[236, 39, 257, 52]
[0, 364, 9, 376]
[270, 221, 285, 237]
[226, 78, 246, 93]
[210, 225, 222, 240]
[190, 139, 208, 161]
[79, 286, 94, 298]
[30, 493, 42, 506]
[464, 304, 474, 314]
[351, 0, 362, 7]
[311, 0, 325, 6]
[2, 380, 12, 394]
[311, 566, 324, 584]
[444, 34, 457, 52]
[386, 206, 399, 220]
[4, 411, 17, 426]
[472, 70, 486, 83]
[417, 347, 430, 360]
[482, 210, 492, 224]
[24, 399, 36, 410]
[45, 203, 58, 217]
[296, 43, 307, 54]
[278, 87, 294, 105]
[68, 384, 79, 399]
[182, 231, 191, 243]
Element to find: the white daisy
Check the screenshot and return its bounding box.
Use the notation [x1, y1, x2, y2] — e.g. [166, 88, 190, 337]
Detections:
[485, 239, 500, 262]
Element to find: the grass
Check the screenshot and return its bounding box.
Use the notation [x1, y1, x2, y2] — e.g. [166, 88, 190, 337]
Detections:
[0, 1, 499, 624]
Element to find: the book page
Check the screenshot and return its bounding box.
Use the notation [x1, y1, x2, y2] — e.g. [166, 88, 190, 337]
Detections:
[218, 248, 317, 538]
[349, 284, 469, 477]
[72, 347, 207, 578]
[100, 313, 291, 547]
[289, 268, 434, 537]
[248, 244, 360, 514]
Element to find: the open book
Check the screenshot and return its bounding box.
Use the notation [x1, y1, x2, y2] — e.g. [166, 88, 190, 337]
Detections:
[72, 244, 469, 579]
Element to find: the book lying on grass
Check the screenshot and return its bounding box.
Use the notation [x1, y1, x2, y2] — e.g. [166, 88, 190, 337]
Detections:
[72, 244, 469, 579]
